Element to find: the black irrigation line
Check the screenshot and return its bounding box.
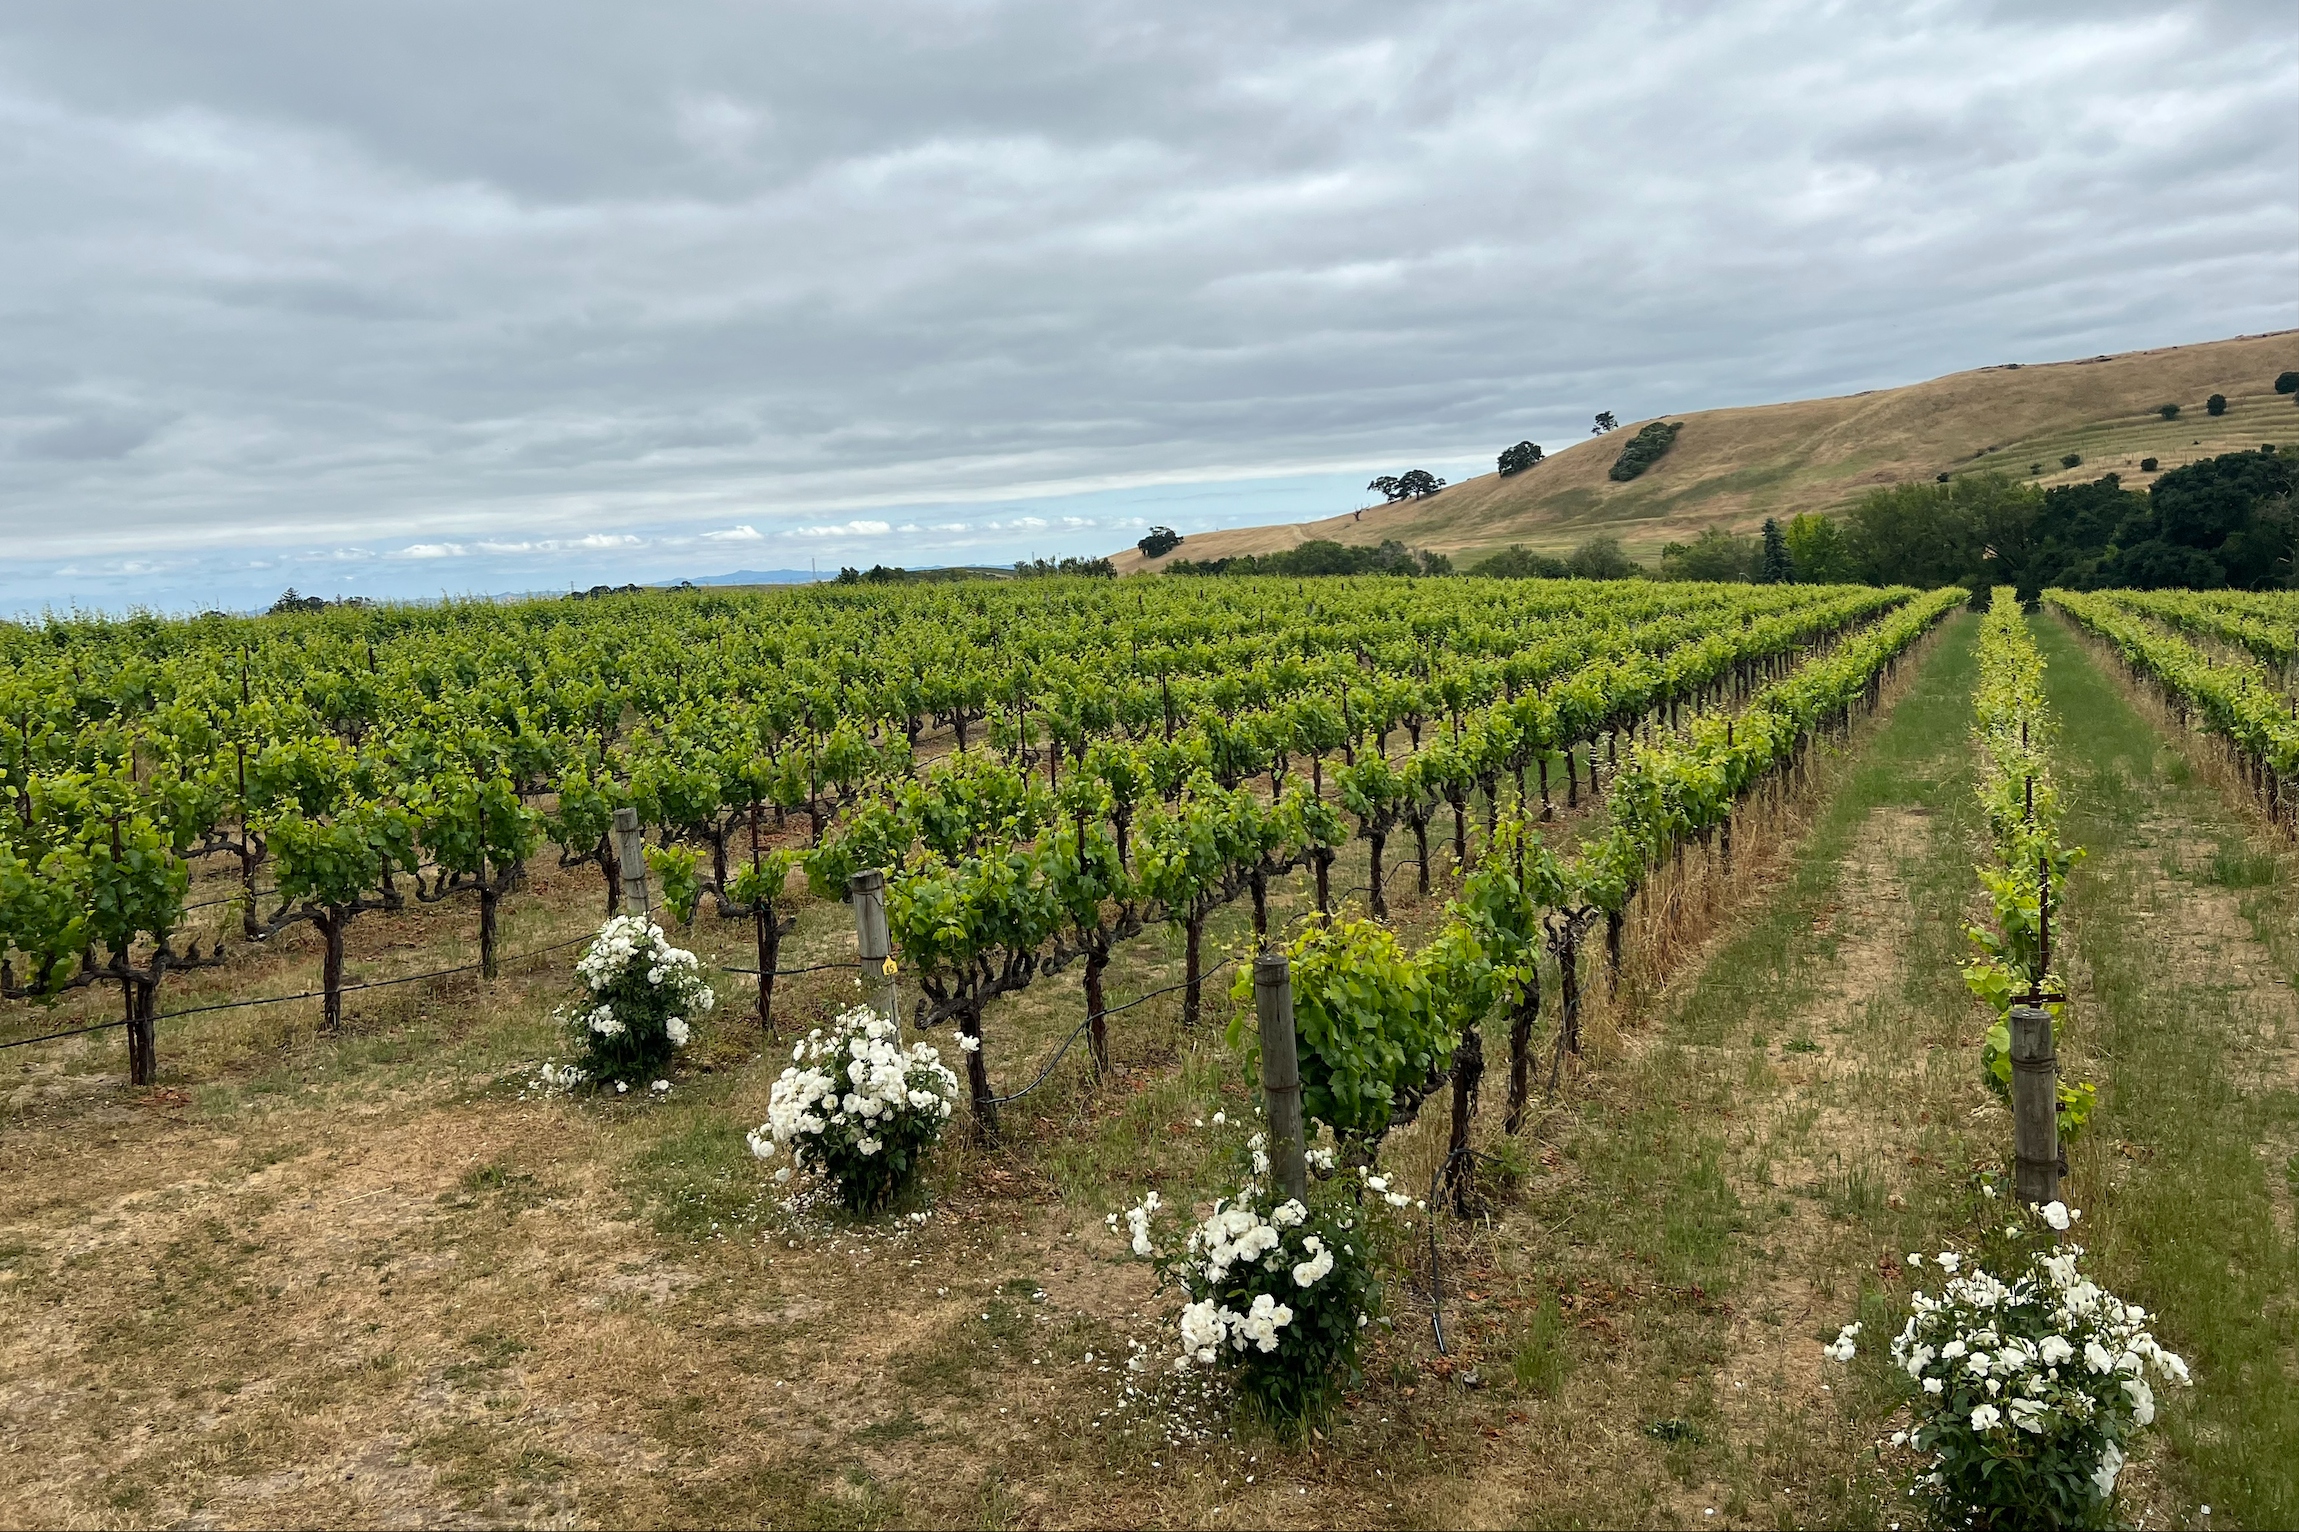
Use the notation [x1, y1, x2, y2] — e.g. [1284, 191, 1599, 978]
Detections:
[719, 959, 855, 979]
[184, 886, 277, 911]
[983, 953, 1242, 1106]
[0, 929, 595, 1050]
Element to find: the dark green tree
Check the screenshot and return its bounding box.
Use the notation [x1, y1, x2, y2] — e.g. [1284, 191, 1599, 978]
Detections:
[1137, 526, 1184, 558]
[2159, 403, 2181, 420]
[1607, 421, 1682, 482]
[2206, 393, 2228, 417]
[1497, 441, 1544, 476]
[1759, 518, 1794, 583]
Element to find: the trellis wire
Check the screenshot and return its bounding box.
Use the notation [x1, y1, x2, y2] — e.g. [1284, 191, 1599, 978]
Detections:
[0, 929, 594, 1050]
[719, 959, 853, 979]
[983, 953, 1241, 1105]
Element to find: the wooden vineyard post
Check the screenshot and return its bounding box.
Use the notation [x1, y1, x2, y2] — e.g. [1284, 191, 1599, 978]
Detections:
[2010, 1004, 2059, 1206]
[1253, 953, 1309, 1202]
[849, 869, 897, 1033]
[611, 807, 652, 917]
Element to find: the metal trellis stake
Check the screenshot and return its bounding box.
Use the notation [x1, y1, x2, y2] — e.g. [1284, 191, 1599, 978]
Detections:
[1253, 953, 1308, 1203]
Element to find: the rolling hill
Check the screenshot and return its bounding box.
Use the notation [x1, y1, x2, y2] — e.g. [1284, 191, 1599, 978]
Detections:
[1110, 330, 2299, 573]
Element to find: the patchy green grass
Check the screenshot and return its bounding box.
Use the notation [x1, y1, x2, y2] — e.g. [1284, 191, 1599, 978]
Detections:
[2037, 613, 2299, 1529]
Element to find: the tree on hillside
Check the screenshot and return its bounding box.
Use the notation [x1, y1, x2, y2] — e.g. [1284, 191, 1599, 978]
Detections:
[1759, 519, 1793, 583]
[1137, 526, 1183, 558]
[1591, 411, 1618, 434]
[1367, 475, 1406, 503]
[1398, 469, 1447, 499]
[1497, 441, 1544, 476]
[1607, 420, 1682, 482]
[2060, 454, 2082, 470]
[2275, 371, 2298, 395]
[2159, 403, 2181, 420]
[2207, 393, 2228, 417]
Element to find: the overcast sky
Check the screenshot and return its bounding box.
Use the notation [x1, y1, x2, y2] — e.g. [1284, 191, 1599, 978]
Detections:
[3, 1, 2293, 613]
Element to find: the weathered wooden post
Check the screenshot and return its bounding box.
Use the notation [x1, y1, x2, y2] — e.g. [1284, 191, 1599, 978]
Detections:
[2010, 1003, 2059, 1206]
[1254, 953, 1309, 1202]
[611, 806, 652, 917]
[849, 869, 896, 1031]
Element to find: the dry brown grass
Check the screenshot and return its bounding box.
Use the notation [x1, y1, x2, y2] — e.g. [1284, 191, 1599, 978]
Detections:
[1109, 329, 2299, 571]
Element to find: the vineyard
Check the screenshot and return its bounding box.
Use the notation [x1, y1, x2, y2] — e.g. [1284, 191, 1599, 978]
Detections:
[2, 577, 2293, 1527]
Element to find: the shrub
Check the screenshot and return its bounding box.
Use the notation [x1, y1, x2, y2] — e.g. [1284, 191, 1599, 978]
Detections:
[2206, 393, 2228, 416]
[2158, 403, 2180, 420]
[1566, 536, 1639, 579]
[2139, 457, 2158, 472]
[567, 915, 715, 1083]
[1468, 544, 1567, 579]
[1607, 420, 1682, 482]
[1826, 1199, 2190, 1529]
[2060, 453, 2082, 470]
[1116, 1161, 1383, 1419]
[2276, 370, 2298, 395]
[749, 1004, 958, 1212]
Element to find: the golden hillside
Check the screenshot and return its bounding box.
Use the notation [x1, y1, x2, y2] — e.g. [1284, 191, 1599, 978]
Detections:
[1111, 330, 2299, 572]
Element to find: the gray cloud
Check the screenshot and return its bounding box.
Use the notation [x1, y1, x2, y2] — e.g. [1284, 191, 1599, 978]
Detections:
[0, 0, 2292, 598]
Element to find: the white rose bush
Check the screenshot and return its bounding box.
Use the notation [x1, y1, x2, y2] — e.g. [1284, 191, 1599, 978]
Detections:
[566, 914, 715, 1082]
[1114, 1141, 1380, 1421]
[1826, 1201, 2190, 1529]
[748, 1004, 959, 1213]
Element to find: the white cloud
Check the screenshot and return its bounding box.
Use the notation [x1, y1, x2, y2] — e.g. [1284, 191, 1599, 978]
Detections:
[398, 542, 466, 560]
[700, 523, 763, 541]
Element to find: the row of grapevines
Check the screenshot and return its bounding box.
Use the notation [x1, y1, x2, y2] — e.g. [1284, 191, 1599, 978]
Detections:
[2092, 588, 2298, 672]
[2046, 589, 2299, 784]
[1257, 585, 1964, 1195]
[1965, 588, 2091, 1139]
